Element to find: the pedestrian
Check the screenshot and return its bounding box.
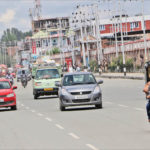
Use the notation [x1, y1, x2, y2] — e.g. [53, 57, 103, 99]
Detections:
[143, 81, 150, 122]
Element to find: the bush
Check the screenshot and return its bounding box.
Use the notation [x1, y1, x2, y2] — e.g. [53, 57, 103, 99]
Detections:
[89, 60, 98, 72]
[108, 56, 134, 72]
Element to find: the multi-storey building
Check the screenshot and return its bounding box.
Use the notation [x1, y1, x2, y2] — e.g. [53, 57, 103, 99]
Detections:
[31, 17, 69, 56]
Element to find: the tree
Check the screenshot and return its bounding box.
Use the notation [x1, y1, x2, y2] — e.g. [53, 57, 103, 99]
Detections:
[1, 28, 32, 45]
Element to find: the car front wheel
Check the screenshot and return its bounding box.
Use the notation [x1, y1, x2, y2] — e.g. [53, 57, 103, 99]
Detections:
[34, 94, 39, 100]
[60, 101, 65, 111]
[11, 105, 17, 110]
[95, 103, 103, 109]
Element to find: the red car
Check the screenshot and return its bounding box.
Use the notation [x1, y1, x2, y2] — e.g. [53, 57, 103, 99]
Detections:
[0, 79, 17, 110]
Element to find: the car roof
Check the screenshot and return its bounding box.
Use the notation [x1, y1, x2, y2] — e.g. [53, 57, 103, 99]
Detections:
[64, 72, 93, 76]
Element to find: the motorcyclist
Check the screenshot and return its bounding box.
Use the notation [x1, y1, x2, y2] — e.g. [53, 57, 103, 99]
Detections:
[6, 72, 13, 85]
[21, 70, 28, 88]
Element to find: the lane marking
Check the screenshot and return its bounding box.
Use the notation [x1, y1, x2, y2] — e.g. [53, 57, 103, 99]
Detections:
[118, 104, 128, 108]
[26, 107, 30, 109]
[31, 110, 36, 113]
[68, 133, 80, 139]
[45, 117, 52, 122]
[37, 113, 44, 116]
[134, 108, 144, 111]
[21, 104, 24, 107]
[86, 144, 99, 150]
[55, 124, 64, 130]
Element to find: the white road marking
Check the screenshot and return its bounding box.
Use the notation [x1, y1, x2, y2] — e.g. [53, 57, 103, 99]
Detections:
[55, 124, 64, 130]
[134, 108, 144, 111]
[26, 107, 30, 109]
[68, 133, 80, 139]
[45, 117, 52, 122]
[21, 104, 24, 107]
[31, 110, 36, 113]
[37, 113, 44, 116]
[86, 144, 99, 150]
[118, 104, 128, 108]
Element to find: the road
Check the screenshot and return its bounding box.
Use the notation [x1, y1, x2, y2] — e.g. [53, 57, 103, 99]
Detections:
[0, 78, 150, 150]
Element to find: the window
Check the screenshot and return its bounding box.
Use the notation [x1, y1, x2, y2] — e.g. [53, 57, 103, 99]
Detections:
[130, 22, 139, 29]
[0, 82, 10, 89]
[99, 25, 105, 31]
[63, 74, 96, 86]
[36, 69, 60, 79]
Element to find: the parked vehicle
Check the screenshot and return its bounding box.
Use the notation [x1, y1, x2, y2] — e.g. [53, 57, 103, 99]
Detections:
[0, 78, 17, 110]
[56, 72, 103, 111]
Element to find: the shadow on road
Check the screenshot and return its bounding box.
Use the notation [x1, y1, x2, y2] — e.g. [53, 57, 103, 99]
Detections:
[36, 96, 58, 100]
[65, 106, 102, 112]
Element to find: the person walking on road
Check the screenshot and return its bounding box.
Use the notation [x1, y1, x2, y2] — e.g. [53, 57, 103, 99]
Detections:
[143, 81, 150, 122]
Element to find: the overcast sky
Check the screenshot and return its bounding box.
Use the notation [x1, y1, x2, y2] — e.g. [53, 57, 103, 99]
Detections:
[0, 0, 150, 38]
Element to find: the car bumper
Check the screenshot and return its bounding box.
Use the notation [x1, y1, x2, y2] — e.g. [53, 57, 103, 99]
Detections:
[34, 88, 59, 96]
[60, 93, 102, 107]
[0, 98, 16, 108]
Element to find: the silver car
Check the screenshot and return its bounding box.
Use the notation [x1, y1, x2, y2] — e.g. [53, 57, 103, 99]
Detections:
[56, 72, 103, 111]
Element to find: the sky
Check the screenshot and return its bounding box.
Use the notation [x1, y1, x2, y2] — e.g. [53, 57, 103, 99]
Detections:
[0, 0, 150, 38]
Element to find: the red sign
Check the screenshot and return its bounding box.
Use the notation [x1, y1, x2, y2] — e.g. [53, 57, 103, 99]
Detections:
[32, 41, 36, 54]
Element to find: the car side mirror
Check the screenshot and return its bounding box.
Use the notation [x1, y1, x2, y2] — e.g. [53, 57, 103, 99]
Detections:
[55, 82, 61, 87]
[97, 80, 103, 84]
[13, 86, 17, 90]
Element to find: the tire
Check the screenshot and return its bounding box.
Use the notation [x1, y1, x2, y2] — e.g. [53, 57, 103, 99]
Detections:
[95, 103, 103, 109]
[11, 105, 17, 110]
[34, 94, 38, 100]
[60, 102, 65, 111]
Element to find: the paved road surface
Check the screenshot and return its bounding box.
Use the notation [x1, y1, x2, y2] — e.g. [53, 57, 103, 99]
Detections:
[0, 78, 149, 150]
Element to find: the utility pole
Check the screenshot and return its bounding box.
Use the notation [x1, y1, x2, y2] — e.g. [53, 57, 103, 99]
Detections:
[95, 3, 103, 65]
[119, 0, 126, 76]
[141, 0, 147, 61]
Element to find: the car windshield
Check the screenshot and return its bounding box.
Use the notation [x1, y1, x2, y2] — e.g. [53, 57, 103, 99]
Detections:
[63, 74, 96, 86]
[0, 81, 11, 89]
[36, 69, 60, 79]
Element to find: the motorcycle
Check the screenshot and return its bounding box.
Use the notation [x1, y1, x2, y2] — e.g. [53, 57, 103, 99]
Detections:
[21, 77, 27, 88]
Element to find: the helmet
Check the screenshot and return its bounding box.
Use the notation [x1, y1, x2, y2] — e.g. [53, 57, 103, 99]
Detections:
[22, 70, 25, 74]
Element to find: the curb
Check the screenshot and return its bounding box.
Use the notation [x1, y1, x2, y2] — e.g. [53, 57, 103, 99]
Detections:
[94, 75, 144, 80]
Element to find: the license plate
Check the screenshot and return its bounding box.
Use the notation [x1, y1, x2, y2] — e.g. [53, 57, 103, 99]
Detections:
[75, 95, 88, 99]
[0, 99, 4, 102]
[44, 88, 53, 91]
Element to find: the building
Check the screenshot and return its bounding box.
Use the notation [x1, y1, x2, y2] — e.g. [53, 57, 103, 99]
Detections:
[31, 17, 70, 60]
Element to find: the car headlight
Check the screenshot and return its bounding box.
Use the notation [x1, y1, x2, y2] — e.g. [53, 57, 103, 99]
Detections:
[93, 86, 100, 94]
[35, 82, 41, 86]
[61, 89, 68, 96]
[7, 93, 14, 97]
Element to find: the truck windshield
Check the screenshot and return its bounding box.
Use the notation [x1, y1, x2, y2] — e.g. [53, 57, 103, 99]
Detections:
[36, 69, 60, 79]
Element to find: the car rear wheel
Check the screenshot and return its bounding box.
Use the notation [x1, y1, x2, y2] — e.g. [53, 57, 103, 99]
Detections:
[95, 103, 103, 109]
[11, 105, 17, 110]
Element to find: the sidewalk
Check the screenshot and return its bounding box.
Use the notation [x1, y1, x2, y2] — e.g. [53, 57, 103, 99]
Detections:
[94, 72, 145, 80]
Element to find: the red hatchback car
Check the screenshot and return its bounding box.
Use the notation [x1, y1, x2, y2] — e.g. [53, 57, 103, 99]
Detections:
[0, 79, 17, 110]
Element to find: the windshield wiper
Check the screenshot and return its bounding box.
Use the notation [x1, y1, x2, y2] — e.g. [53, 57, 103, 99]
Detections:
[85, 82, 95, 84]
[72, 83, 84, 85]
